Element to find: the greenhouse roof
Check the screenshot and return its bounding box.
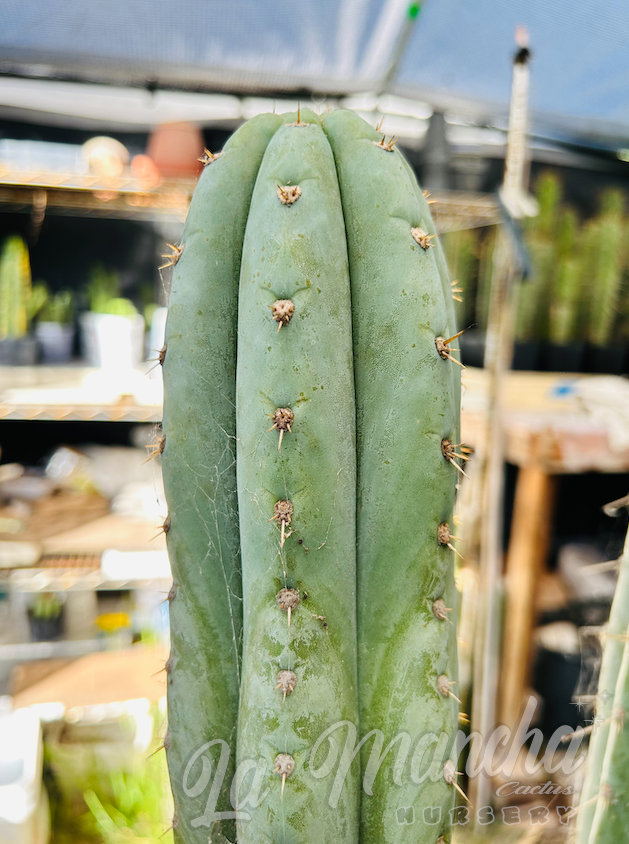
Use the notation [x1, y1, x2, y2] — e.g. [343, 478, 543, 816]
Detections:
[1, 0, 629, 147]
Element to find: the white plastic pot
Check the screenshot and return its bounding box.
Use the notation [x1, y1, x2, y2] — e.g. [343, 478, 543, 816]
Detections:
[0, 706, 49, 844]
[80, 312, 145, 369]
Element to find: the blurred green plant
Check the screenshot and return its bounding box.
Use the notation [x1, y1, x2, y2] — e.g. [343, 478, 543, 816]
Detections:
[46, 707, 173, 844]
[84, 760, 173, 844]
[88, 266, 121, 313]
[441, 172, 629, 351]
[101, 297, 138, 317]
[87, 266, 138, 318]
[0, 235, 46, 339]
[587, 190, 625, 347]
[30, 592, 63, 620]
[39, 288, 75, 324]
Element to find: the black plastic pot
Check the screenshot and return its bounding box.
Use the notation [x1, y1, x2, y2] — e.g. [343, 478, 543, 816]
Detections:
[512, 340, 541, 372]
[28, 612, 64, 642]
[35, 322, 75, 364]
[585, 344, 627, 375]
[541, 342, 586, 373]
[0, 337, 39, 365]
[532, 644, 581, 737]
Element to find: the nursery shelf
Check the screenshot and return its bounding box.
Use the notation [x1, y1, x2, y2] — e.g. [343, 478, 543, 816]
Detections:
[0, 167, 499, 229]
[461, 368, 629, 474]
[0, 167, 195, 222]
[429, 191, 501, 232]
[3, 366, 629, 474]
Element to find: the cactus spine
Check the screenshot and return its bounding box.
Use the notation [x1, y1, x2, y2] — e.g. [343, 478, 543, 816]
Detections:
[162, 108, 460, 844]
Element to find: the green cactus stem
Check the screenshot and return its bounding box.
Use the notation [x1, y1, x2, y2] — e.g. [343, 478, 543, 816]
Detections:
[163, 108, 461, 844]
[576, 530, 629, 844]
[441, 228, 477, 328]
[235, 108, 360, 844]
[588, 190, 625, 348]
[161, 112, 283, 844]
[474, 228, 496, 334]
[324, 109, 460, 844]
[548, 209, 581, 346]
[0, 235, 32, 340]
[588, 538, 629, 842]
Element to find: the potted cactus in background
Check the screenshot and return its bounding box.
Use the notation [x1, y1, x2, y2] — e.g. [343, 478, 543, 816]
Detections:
[81, 265, 145, 368]
[542, 207, 586, 371]
[0, 235, 46, 365]
[584, 190, 626, 373]
[27, 592, 64, 641]
[513, 173, 562, 370]
[35, 286, 75, 363]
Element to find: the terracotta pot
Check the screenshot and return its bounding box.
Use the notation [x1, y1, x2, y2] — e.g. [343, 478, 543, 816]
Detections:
[146, 122, 204, 178]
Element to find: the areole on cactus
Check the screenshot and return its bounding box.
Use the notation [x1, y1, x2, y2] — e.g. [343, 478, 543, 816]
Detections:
[161, 108, 462, 844]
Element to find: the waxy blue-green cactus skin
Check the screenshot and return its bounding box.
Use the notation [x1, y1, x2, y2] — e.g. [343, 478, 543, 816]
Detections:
[577, 529, 629, 844]
[236, 109, 360, 844]
[324, 109, 460, 844]
[163, 108, 460, 844]
[162, 113, 283, 844]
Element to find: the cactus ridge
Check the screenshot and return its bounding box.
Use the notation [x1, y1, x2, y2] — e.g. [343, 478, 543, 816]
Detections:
[576, 530, 629, 844]
[162, 108, 460, 844]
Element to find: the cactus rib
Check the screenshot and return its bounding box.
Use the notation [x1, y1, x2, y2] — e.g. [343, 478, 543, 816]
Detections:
[576, 531, 629, 844]
[323, 109, 460, 844]
[162, 113, 283, 844]
[235, 109, 360, 844]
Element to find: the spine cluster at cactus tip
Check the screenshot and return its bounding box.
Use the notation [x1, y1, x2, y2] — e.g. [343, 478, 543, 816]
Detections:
[160, 108, 462, 844]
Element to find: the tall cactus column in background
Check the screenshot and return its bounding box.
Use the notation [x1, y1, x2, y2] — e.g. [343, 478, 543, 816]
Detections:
[162, 108, 461, 844]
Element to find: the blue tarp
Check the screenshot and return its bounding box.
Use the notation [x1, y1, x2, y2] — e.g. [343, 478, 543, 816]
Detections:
[1, 0, 629, 143]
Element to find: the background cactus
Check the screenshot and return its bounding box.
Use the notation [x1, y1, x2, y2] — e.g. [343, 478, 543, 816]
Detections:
[440, 174, 629, 359]
[0, 235, 36, 340]
[548, 209, 581, 345]
[162, 108, 461, 844]
[587, 190, 625, 348]
[577, 526, 629, 843]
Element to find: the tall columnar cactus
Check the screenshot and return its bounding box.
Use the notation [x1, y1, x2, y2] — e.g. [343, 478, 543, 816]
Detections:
[0, 235, 32, 340]
[548, 209, 581, 346]
[588, 190, 625, 348]
[576, 528, 629, 844]
[161, 108, 461, 844]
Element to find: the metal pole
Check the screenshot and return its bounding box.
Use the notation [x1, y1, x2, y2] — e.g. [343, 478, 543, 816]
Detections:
[469, 26, 533, 818]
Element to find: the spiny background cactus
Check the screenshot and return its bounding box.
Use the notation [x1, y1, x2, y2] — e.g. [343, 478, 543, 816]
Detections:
[515, 172, 561, 343]
[587, 190, 625, 348]
[161, 108, 461, 844]
[548, 209, 581, 346]
[0, 235, 34, 340]
[440, 174, 629, 358]
[576, 529, 629, 844]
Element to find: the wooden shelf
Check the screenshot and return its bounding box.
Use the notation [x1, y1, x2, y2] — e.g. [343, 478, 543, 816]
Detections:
[0, 364, 162, 422]
[2, 365, 628, 475]
[0, 166, 194, 222]
[0, 166, 498, 230]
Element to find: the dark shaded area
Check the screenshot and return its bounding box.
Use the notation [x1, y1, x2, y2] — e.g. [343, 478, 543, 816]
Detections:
[0, 420, 144, 467]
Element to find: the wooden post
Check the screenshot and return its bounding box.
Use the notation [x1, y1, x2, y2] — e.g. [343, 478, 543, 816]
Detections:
[500, 466, 555, 730]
